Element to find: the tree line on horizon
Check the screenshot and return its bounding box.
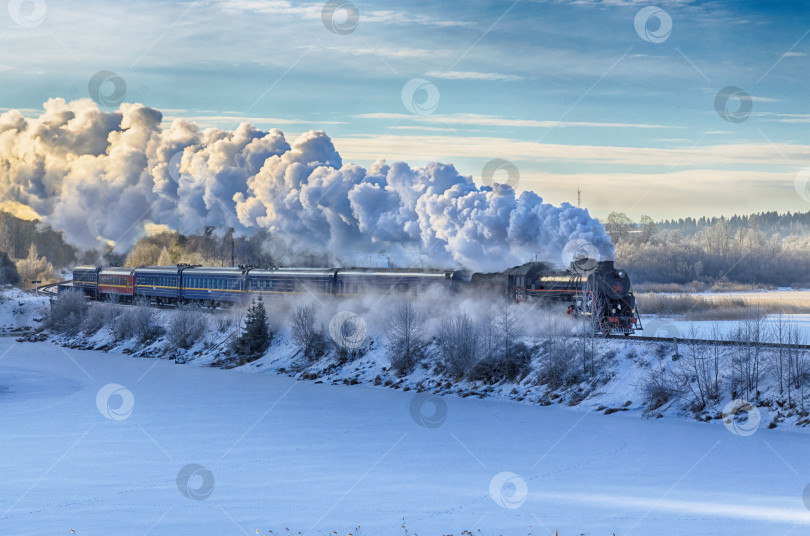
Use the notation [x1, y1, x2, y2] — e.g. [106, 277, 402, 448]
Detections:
[606, 211, 810, 287]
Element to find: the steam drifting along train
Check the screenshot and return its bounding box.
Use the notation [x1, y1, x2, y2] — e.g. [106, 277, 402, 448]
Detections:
[64, 259, 641, 334]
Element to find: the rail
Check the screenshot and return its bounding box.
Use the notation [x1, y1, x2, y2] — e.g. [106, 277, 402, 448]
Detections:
[607, 334, 810, 351]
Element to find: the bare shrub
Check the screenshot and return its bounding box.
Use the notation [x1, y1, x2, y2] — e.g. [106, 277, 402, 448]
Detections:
[82, 302, 121, 335]
[467, 302, 532, 384]
[537, 337, 580, 390]
[386, 301, 428, 375]
[467, 342, 532, 384]
[437, 312, 480, 378]
[167, 304, 208, 349]
[47, 290, 87, 335]
[114, 300, 163, 343]
[640, 365, 682, 414]
[290, 304, 327, 361]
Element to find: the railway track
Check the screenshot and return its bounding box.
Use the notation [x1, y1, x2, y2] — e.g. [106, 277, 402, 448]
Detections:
[25, 281, 64, 296]
[608, 334, 810, 351]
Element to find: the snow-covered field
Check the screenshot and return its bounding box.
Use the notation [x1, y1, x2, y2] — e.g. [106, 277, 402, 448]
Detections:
[3, 341, 810, 536]
[640, 313, 810, 340]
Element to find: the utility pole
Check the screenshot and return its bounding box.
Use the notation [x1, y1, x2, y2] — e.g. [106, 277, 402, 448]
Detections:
[577, 187, 581, 208]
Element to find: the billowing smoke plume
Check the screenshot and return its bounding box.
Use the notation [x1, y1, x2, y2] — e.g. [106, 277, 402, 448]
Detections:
[0, 98, 614, 271]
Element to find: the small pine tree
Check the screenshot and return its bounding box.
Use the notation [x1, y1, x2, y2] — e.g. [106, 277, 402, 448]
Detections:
[234, 296, 272, 359]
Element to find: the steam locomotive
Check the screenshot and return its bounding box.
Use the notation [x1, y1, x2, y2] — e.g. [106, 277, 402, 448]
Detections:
[64, 259, 640, 335]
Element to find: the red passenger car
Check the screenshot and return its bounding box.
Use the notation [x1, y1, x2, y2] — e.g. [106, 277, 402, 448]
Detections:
[98, 267, 135, 302]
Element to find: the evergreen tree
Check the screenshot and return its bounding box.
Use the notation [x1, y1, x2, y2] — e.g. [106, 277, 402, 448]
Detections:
[234, 296, 272, 358]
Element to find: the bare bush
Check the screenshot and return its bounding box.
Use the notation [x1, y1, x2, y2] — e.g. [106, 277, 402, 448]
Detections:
[82, 302, 121, 335]
[536, 337, 580, 390]
[386, 301, 428, 375]
[47, 291, 88, 335]
[437, 312, 480, 378]
[114, 300, 163, 343]
[167, 304, 208, 349]
[467, 302, 532, 384]
[290, 304, 327, 361]
[675, 325, 720, 410]
[640, 364, 682, 414]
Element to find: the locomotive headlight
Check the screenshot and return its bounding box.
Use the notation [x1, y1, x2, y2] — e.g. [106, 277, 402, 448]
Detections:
[617, 270, 625, 278]
[611, 308, 616, 314]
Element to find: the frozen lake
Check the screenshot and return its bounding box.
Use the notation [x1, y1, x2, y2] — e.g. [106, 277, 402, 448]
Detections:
[2, 342, 810, 535]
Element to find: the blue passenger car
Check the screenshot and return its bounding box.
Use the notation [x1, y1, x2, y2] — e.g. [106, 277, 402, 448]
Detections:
[181, 267, 248, 304]
[335, 268, 455, 296]
[134, 266, 185, 303]
[246, 268, 337, 297]
[72, 265, 102, 297]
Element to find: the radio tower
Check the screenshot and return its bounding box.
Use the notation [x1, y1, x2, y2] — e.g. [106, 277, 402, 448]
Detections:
[577, 187, 581, 208]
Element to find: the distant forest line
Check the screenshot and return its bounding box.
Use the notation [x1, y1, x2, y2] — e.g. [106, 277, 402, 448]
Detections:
[605, 211, 810, 287]
[2, 209, 810, 288]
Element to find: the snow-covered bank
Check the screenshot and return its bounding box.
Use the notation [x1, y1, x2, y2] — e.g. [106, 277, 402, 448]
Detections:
[2, 341, 810, 536]
[0, 286, 48, 334]
[10, 286, 810, 433]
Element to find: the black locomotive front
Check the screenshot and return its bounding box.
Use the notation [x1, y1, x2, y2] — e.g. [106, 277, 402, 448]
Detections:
[491, 260, 640, 335]
[587, 260, 639, 335]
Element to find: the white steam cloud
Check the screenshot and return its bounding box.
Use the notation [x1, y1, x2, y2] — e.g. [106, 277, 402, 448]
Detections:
[0, 98, 614, 271]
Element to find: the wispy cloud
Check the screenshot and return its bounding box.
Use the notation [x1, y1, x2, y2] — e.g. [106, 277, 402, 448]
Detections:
[334, 133, 810, 169]
[356, 112, 673, 129]
[162, 113, 345, 127]
[757, 112, 810, 123]
[216, 0, 473, 27]
[425, 70, 523, 81]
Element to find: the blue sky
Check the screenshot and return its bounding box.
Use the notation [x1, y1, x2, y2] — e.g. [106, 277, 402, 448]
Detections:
[3, 0, 810, 220]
